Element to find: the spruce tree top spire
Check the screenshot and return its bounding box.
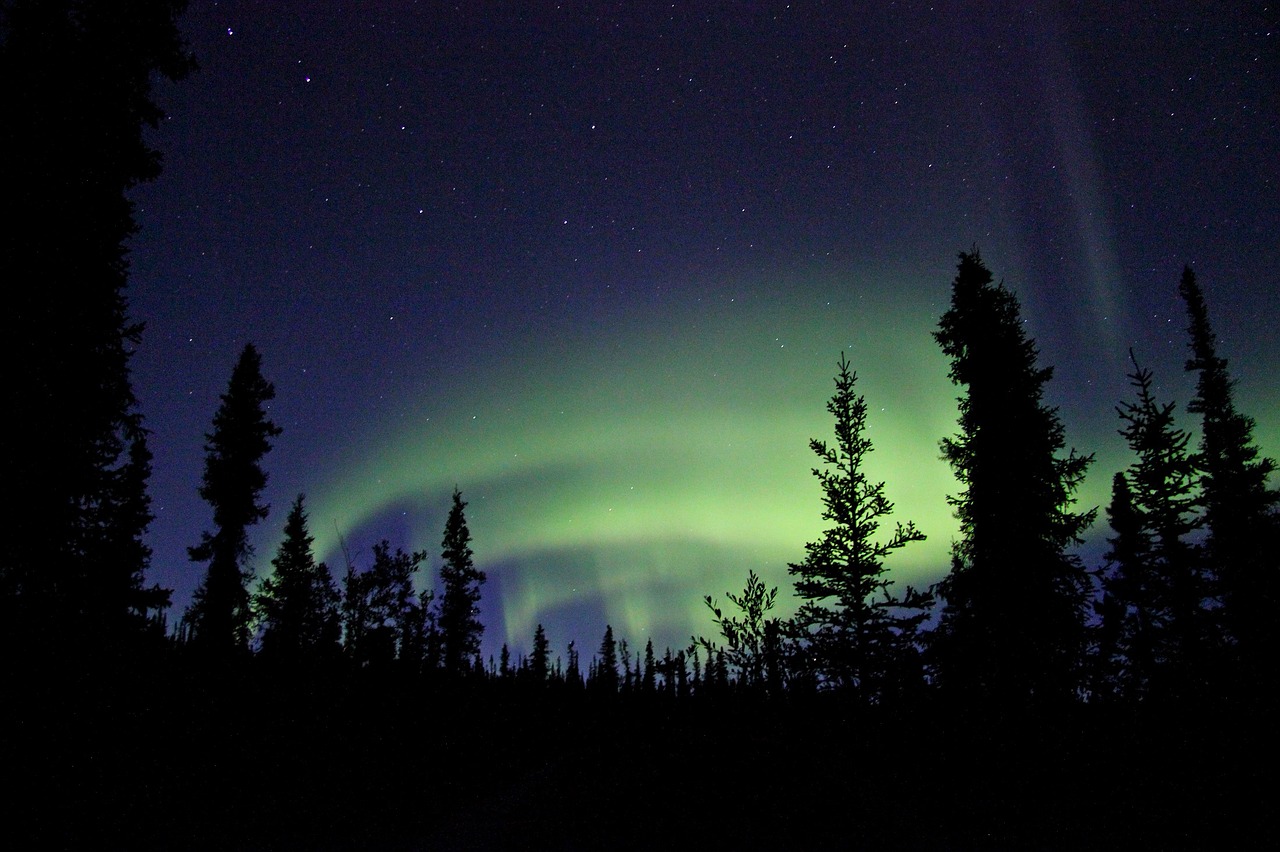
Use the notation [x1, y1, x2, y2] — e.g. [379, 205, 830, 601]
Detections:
[195, 343, 282, 538]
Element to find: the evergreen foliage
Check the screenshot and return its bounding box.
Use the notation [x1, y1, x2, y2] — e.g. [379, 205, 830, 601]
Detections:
[642, 638, 656, 693]
[786, 354, 931, 699]
[565, 640, 583, 689]
[254, 494, 341, 664]
[436, 488, 485, 676]
[1178, 267, 1280, 676]
[1099, 355, 1208, 698]
[1, 0, 194, 657]
[529, 623, 550, 685]
[184, 343, 282, 657]
[594, 624, 620, 693]
[930, 250, 1095, 703]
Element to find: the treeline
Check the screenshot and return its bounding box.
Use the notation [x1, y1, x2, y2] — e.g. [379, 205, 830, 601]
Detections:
[152, 249, 1268, 713]
[11, 239, 1272, 716]
[696, 252, 1279, 710]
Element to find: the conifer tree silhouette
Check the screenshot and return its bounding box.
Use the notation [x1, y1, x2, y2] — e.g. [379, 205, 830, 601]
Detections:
[1178, 267, 1279, 680]
[1100, 354, 1207, 698]
[529, 623, 550, 686]
[930, 251, 1095, 703]
[254, 494, 341, 665]
[437, 488, 485, 676]
[787, 353, 931, 699]
[1, 0, 194, 659]
[594, 625, 620, 693]
[642, 639, 657, 693]
[185, 344, 282, 658]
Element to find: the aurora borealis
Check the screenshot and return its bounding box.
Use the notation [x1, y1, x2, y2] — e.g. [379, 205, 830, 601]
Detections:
[127, 2, 1278, 658]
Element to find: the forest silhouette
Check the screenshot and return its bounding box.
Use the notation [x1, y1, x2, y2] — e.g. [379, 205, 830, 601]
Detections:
[3, 2, 1276, 848]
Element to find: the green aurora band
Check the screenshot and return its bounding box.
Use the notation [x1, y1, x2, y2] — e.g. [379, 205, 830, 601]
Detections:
[305, 266, 1273, 654]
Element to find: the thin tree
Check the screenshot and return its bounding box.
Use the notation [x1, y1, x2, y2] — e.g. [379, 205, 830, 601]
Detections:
[594, 624, 620, 694]
[436, 488, 485, 676]
[565, 640, 583, 690]
[1178, 266, 1279, 677]
[184, 343, 282, 658]
[930, 250, 1095, 704]
[787, 354, 931, 700]
[529, 623, 550, 686]
[254, 494, 341, 665]
[1097, 474, 1151, 698]
[698, 570, 784, 694]
[642, 639, 657, 693]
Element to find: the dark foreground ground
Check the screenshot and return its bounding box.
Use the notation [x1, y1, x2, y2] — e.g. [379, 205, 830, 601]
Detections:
[5, 665, 1274, 849]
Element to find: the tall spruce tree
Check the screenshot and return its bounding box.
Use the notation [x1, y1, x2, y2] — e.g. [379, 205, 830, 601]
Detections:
[437, 488, 485, 676]
[1099, 355, 1207, 699]
[1178, 267, 1279, 678]
[930, 251, 1095, 703]
[787, 354, 931, 700]
[185, 343, 282, 658]
[529, 623, 550, 686]
[254, 494, 341, 665]
[1, 0, 194, 657]
[594, 624, 620, 693]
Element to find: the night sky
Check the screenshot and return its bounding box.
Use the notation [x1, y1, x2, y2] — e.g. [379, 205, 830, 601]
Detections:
[126, 1, 1278, 660]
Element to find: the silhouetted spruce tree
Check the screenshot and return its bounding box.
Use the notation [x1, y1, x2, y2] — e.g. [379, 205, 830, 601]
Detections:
[1178, 267, 1280, 679]
[1097, 474, 1151, 698]
[642, 639, 656, 693]
[436, 488, 485, 676]
[1099, 355, 1208, 699]
[340, 541, 428, 669]
[529, 623, 550, 686]
[594, 624, 620, 694]
[184, 344, 282, 658]
[1, 0, 194, 658]
[786, 354, 931, 700]
[619, 639, 633, 693]
[253, 494, 341, 665]
[95, 427, 172, 640]
[700, 647, 717, 694]
[714, 648, 730, 692]
[930, 251, 1095, 704]
[658, 647, 677, 695]
[566, 640, 583, 690]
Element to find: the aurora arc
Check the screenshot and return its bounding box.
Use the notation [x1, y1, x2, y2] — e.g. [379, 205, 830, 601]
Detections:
[304, 266, 1134, 655]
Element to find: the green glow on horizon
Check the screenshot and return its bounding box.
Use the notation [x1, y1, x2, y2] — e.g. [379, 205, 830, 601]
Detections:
[307, 267, 968, 647]
[304, 264, 1246, 651]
